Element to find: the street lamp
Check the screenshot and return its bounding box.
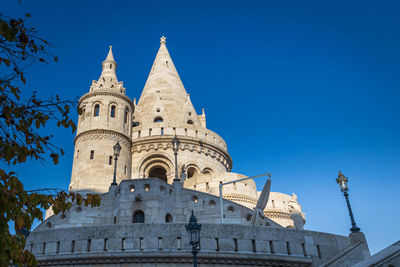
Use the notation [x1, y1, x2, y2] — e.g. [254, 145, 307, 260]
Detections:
[111, 141, 121, 186]
[336, 170, 360, 233]
[185, 211, 202, 267]
[172, 136, 180, 182]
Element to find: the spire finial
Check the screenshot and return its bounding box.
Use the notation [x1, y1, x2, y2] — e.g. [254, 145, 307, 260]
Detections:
[160, 36, 166, 45]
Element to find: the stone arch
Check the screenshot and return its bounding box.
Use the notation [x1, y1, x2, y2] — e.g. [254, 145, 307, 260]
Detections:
[139, 153, 174, 182]
[165, 213, 173, 223]
[186, 164, 200, 179]
[132, 210, 145, 223]
[203, 167, 213, 174]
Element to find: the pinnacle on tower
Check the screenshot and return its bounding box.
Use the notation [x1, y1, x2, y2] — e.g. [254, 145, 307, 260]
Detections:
[90, 46, 125, 93]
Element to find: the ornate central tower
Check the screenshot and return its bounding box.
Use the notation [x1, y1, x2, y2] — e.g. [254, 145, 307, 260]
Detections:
[70, 47, 134, 192]
[131, 37, 232, 183]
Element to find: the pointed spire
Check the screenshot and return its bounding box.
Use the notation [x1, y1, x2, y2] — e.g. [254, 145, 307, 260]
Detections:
[104, 46, 115, 63]
[90, 46, 125, 94]
[136, 37, 201, 127]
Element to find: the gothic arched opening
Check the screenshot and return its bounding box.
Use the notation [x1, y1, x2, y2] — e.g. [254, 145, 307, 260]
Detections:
[133, 210, 145, 223]
[148, 167, 167, 182]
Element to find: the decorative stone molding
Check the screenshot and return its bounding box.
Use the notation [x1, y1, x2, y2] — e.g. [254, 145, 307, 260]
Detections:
[79, 90, 135, 110]
[131, 136, 232, 171]
[75, 129, 131, 146]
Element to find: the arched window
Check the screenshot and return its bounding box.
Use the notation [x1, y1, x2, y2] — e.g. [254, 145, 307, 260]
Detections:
[203, 168, 212, 174]
[187, 120, 193, 125]
[165, 213, 173, 223]
[133, 210, 145, 223]
[187, 166, 198, 179]
[94, 104, 100, 117]
[154, 117, 163, 123]
[110, 105, 116, 118]
[124, 108, 129, 124]
[148, 167, 167, 182]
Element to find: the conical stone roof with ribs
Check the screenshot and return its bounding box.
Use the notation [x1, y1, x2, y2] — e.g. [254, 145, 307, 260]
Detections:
[136, 36, 201, 128]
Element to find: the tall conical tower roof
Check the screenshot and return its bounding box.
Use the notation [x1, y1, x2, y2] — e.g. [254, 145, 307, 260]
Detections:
[136, 36, 200, 127]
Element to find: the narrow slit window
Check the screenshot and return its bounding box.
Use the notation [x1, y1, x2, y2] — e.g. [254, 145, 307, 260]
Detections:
[90, 150, 94, 160]
[42, 243, 46, 255]
[252, 239, 256, 253]
[158, 237, 163, 250]
[71, 240, 75, 253]
[94, 104, 100, 117]
[177, 237, 182, 250]
[269, 240, 275, 254]
[56, 241, 60, 254]
[109, 156, 112, 165]
[124, 166, 127, 174]
[124, 109, 129, 124]
[286, 241, 291, 255]
[110, 105, 116, 118]
[122, 238, 125, 251]
[140, 237, 144, 250]
[215, 238, 219, 251]
[104, 238, 108, 252]
[87, 239, 91, 252]
[161, 127, 164, 136]
[234, 238, 238, 252]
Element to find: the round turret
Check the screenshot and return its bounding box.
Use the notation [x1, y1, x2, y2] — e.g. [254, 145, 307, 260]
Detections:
[69, 47, 134, 193]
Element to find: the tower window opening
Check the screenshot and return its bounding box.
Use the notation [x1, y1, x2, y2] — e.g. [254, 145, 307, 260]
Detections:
[109, 156, 112, 165]
[133, 210, 145, 223]
[110, 64, 112, 69]
[90, 150, 94, 160]
[140, 237, 144, 250]
[215, 238, 219, 251]
[110, 105, 116, 118]
[71, 240, 75, 253]
[165, 213, 173, 223]
[148, 166, 167, 182]
[154, 117, 163, 123]
[122, 238, 126, 251]
[188, 112, 192, 116]
[177, 237, 182, 250]
[124, 109, 129, 124]
[104, 239, 108, 251]
[56, 241, 60, 254]
[161, 127, 164, 136]
[82, 109, 85, 120]
[124, 165, 127, 174]
[234, 238, 238, 252]
[94, 104, 100, 117]
[187, 120, 193, 125]
[187, 167, 198, 179]
[87, 239, 91, 252]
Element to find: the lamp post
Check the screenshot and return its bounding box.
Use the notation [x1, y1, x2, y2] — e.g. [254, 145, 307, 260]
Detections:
[336, 170, 360, 233]
[111, 141, 121, 186]
[172, 136, 180, 182]
[185, 211, 202, 267]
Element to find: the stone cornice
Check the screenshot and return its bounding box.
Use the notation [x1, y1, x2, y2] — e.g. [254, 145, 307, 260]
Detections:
[37, 252, 312, 266]
[74, 129, 132, 145]
[79, 90, 135, 110]
[131, 135, 233, 170]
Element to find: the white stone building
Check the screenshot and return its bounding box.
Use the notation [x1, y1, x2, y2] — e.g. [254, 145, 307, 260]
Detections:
[26, 37, 389, 266]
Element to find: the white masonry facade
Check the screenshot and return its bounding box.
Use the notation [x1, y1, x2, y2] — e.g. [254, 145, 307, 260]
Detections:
[27, 37, 375, 266]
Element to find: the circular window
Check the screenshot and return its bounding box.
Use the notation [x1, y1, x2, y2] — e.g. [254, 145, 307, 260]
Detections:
[209, 200, 216, 206]
[192, 196, 198, 203]
[144, 184, 150, 191]
[130, 185, 135, 192]
[227, 206, 234, 213]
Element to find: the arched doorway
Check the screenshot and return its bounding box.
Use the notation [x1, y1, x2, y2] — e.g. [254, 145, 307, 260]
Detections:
[133, 210, 145, 223]
[148, 166, 167, 182]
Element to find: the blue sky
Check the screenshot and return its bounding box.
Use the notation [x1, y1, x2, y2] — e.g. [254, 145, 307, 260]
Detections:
[3, 0, 400, 254]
